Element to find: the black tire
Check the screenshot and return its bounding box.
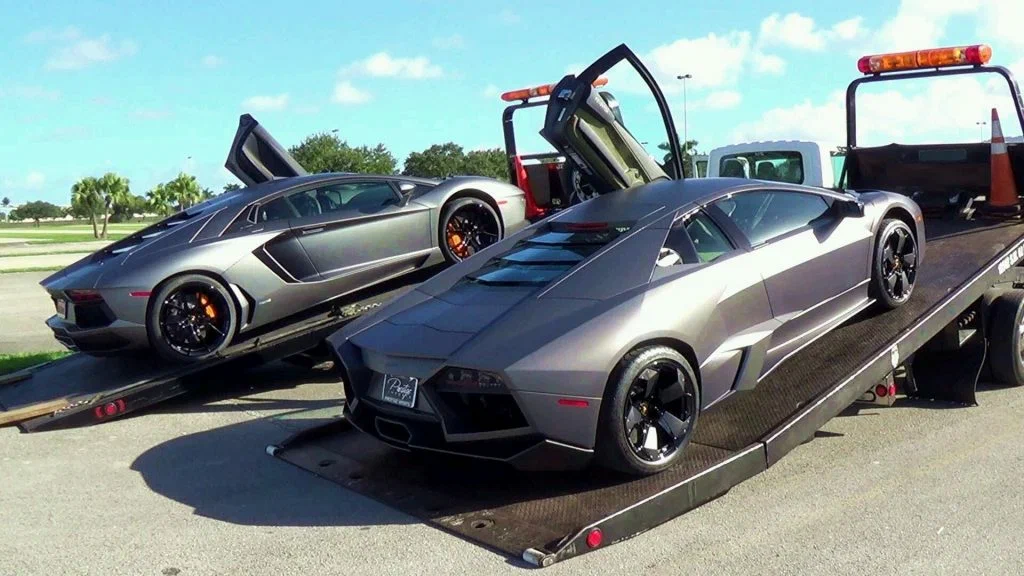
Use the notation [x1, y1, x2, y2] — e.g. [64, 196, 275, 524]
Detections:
[438, 197, 502, 264]
[870, 218, 918, 310]
[147, 273, 237, 363]
[988, 289, 1024, 386]
[595, 345, 700, 476]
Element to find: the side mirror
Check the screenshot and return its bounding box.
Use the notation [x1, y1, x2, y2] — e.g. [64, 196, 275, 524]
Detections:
[837, 198, 865, 218]
[398, 182, 416, 194]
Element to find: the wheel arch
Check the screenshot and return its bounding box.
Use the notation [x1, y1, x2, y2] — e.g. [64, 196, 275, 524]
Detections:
[610, 337, 702, 392]
[880, 206, 918, 244]
[441, 188, 506, 236]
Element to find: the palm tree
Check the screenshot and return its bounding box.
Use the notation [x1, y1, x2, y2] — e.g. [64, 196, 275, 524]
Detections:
[165, 173, 203, 210]
[97, 172, 131, 239]
[70, 177, 104, 238]
[1, 197, 10, 209]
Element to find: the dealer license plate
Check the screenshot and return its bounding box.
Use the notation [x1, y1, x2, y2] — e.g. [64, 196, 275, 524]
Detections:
[381, 374, 418, 408]
[55, 298, 67, 319]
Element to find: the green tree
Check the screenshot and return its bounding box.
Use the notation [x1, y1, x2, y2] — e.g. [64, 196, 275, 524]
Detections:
[71, 176, 104, 238]
[289, 133, 397, 174]
[658, 139, 700, 178]
[146, 183, 175, 217]
[200, 187, 215, 201]
[11, 201, 63, 226]
[462, 148, 509, 181]
[402, 142, 468, 178]
[110, 194, 148, 223]
[96, 172, 131, 239]
[223, 182, 242, 193]
[1, 197, 9, 209]
[165, 173, 203, 210]
[0, 211, 6, 222]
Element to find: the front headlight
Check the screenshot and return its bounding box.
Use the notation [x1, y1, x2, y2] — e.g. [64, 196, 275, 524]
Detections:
[433, 367, 508, 394]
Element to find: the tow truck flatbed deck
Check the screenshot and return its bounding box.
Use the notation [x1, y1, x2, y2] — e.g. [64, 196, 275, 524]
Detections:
[0, 267, 440, 432]
[269, 217, 1024, 567]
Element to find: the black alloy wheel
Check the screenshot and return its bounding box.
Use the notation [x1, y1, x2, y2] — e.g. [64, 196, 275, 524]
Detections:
[622, 362, 698, 463]
[873, 219, 918, 309]
[440, 198, 502, 263]
[148, 274, 237, 363]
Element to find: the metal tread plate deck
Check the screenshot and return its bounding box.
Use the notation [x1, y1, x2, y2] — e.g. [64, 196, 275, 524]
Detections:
[0, 266, 440, 432]
[271, 218, 1024, 566]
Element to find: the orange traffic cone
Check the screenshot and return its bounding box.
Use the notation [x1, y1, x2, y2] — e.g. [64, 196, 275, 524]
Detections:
[981, 107, 1022, 218]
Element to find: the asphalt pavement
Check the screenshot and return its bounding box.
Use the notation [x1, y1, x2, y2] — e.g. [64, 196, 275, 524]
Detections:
[2, 271, 1024, 575]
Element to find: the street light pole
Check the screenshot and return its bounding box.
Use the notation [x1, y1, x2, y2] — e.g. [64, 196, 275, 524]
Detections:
[976, 120, 988, 141]
[676, 74, 692, 175]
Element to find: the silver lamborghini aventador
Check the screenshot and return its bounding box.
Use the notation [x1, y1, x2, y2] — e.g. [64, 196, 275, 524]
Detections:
[327, 44, 926, 476]
[41, 114, 528, 362]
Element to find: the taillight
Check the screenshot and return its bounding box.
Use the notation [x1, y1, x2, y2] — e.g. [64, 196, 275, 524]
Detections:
[66, 289, 103, 303]
[94, 399, 126, 419]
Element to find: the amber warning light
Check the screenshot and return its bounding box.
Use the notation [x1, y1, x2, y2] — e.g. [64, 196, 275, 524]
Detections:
[501, 77, 609, 102]
[858, 44, 992, 75]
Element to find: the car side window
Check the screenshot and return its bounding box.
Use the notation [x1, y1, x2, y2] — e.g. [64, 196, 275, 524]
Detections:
[713, 190, 831, 246]
[685, 212, 734, 263]
[659, 210, 734, 267]
[321, 182, 400, 213]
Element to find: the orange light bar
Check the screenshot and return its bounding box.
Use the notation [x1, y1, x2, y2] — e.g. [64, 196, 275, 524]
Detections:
[500, 77, 609, 102]
[857, 44, 992, 74]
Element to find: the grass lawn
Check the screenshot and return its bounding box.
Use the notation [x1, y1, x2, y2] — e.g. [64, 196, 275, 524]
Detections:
[0, 351, 71, 376]
[0, 231, 132, 244]
[0, 266, 64, 274]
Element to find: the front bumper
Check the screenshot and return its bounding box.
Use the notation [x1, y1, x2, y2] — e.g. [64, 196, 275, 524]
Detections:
[343, 397, 593, 472]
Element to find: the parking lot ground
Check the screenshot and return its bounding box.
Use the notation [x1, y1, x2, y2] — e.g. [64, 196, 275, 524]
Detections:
[2, 359, 1024, 576]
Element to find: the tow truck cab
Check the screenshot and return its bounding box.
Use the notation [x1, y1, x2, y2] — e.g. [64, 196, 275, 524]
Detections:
[706, 140, 843, 187]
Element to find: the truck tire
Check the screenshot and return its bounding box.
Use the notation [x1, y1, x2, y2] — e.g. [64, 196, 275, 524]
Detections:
[595, 345, 700, 476]
[988, 289, 1024, 386]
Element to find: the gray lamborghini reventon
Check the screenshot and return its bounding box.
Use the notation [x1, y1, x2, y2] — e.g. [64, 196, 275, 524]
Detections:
[328, 44, 925, 476]
[41, 114, 528, 362]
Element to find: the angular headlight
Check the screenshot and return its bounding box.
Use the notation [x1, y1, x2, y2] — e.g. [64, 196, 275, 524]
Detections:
[434, 367, 508, 394]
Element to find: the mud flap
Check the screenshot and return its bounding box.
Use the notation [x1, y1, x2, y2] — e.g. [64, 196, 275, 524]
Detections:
[905, 333, 984, 406]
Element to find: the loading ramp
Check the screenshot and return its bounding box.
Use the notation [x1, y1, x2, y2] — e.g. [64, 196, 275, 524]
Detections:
[0, 267, 440, 432]
[269, 217, 1024, 567]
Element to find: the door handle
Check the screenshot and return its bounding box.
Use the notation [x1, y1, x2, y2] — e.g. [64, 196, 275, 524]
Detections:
[301, 227, 326, 235]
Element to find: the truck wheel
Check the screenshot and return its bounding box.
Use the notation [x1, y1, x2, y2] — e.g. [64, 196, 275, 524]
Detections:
[871, 219, 918, 310]
[595, 346, 700, 476]
[988, 289, 1024, 386]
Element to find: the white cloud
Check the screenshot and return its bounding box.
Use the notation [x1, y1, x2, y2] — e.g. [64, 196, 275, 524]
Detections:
[702, 91, 743, 110]
[482, 84, 501, 99]
[499, 9, 521, 24]
[343, 52, 442, 79]
[752, 52, 786, 75]
[733, 75, 1021, 147]
[26, 172, 46, 188]
[432, 34, 464, 49]
[332, 81, 371, 105]
[0, 85, 60, 101]
[868, 0, 976, 52]
[647, 31, 752, 91]
[976, 0, 1024, 49]
[44, 34, 137, 70]
[201, 55, 223, 68]
[241, 93, 289, 112]
[830, 17, 866, 42]
[759, 13, 825, 51]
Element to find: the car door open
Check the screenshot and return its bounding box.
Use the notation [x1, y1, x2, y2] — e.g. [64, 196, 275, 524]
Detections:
[539, 44, 685, 195]
[225, 113, 308, 187]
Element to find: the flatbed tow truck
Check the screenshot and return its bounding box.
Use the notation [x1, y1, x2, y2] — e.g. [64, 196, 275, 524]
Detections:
[0, 267, 440, 431]
[266, 44, 1024, 567]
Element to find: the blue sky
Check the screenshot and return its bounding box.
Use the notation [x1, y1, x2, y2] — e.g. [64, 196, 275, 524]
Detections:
[3, 0, 1024, 205]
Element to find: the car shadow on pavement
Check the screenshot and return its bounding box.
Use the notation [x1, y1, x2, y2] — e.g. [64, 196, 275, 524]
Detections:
[129, 405, 421, 528]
